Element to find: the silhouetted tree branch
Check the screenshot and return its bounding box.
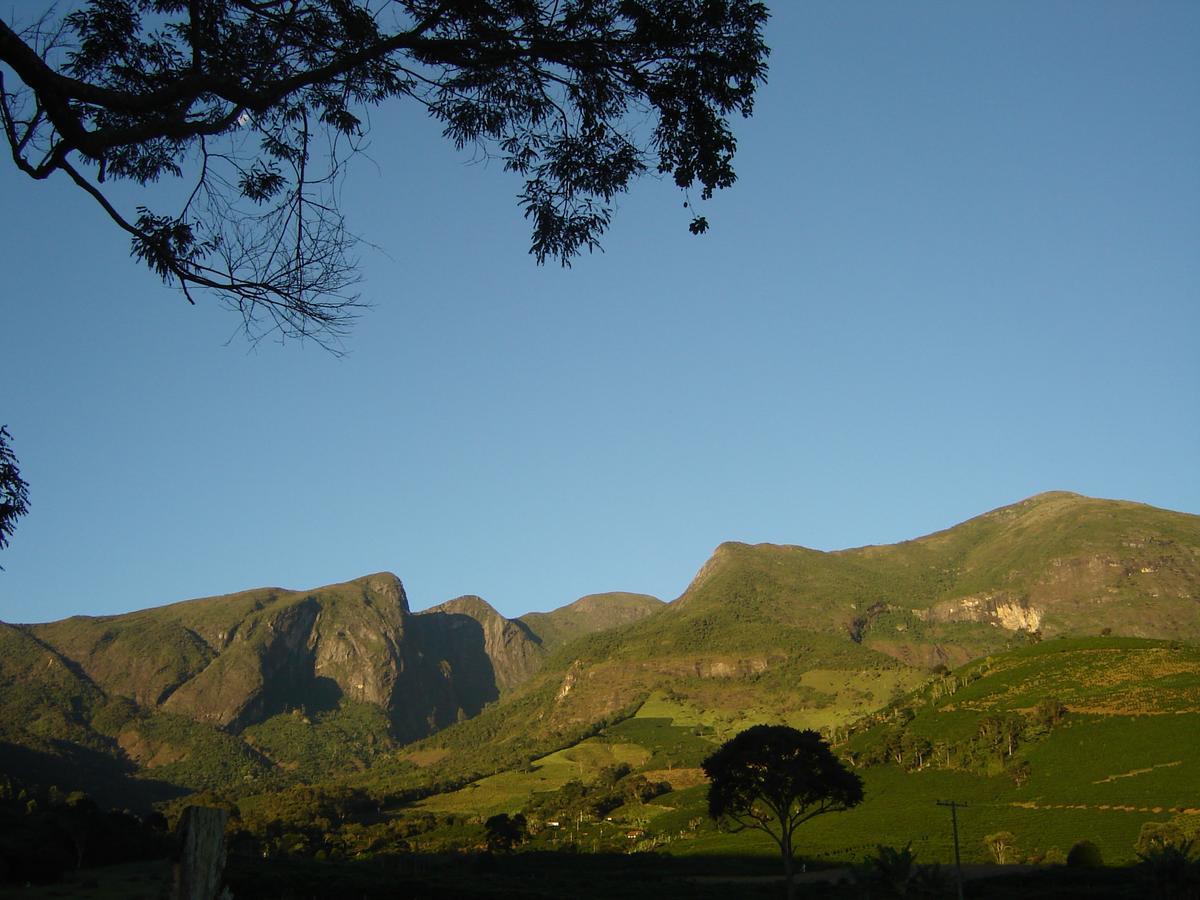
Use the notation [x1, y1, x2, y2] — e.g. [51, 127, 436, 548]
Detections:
[1, 1, 769, 346]
[0, 425, 30, 568]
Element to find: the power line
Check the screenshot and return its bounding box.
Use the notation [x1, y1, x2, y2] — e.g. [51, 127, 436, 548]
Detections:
[936, 799, 968, 900]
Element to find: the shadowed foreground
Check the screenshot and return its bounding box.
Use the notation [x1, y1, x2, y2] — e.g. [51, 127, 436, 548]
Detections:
[0, 853, 1168, 900]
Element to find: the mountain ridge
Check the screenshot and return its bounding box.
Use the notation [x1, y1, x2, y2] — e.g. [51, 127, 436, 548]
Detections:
[0, 491, 1195, 804]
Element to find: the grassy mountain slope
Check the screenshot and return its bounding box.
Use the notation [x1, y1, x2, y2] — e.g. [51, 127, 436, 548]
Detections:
[519, 592, 664, 652]
[388, 493, 1197, 800]
[674, 492, 1198, 643]
[0, 621, 108, 751]
[0, 492, 1194, 816]
[395, 638, 1199, 867]
[796, 637, 1200, 866]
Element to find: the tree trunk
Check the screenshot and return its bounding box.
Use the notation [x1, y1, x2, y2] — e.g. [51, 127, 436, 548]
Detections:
[782, 832, 796, 900]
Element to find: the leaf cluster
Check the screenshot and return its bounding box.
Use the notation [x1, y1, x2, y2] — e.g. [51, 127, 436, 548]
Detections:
[0, 426, 30, 564]
[1, 1, 769, 344]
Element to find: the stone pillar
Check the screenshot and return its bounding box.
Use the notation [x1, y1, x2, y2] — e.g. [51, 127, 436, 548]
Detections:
[171, 806, 229, 900]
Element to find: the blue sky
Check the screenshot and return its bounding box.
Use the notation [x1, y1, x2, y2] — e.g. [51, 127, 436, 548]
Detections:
[2, 1, 1197, 623]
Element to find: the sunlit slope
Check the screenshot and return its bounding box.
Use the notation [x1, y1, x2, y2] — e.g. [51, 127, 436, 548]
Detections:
[527, 493, 1197, 733]
[0, 621, 107, 750]
[0, 492, 1194, 807]
[411, 638, 1200, 867]
[27, 574, 417, 730]
[519, 592, 664, 652]
[821, 637, 1200, 866]
[669, 492, 1199, 652]
[385, 494, 1198, 790]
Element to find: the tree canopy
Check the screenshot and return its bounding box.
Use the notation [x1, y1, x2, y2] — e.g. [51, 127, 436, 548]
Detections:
[483, 812, 526, 852]
[703, 725, 863, 900]
[0, 1, 769, 345]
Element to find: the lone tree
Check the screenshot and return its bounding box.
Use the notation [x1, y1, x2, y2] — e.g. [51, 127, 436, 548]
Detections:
[703, 725, 864, 900]
[0, 1, 769, 345]
[0, 426, 30, 568]
[483, 812, 526, 852]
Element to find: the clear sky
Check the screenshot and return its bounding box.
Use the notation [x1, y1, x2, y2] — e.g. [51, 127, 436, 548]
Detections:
[1, 2, 1197, 624]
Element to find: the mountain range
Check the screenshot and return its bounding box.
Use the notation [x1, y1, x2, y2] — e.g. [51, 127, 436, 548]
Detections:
[0, 491, 1196, 804]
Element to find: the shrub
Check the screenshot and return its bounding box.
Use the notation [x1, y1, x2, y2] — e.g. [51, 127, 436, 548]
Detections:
[1137, 822, 1188, 856]
[985, 831, 1017, 865]
[1067, 840, 1104, 868]
[858, 843, 918, 895]
[1137, 840, 1198, 900]
[1043, 847, 1067, 865]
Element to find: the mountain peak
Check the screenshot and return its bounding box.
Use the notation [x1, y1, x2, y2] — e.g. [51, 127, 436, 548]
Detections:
[425, 594, 503, 621]
[344, 571, 409, 613]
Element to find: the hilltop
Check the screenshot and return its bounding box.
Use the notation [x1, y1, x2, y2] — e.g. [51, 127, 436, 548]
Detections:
[519, 592, 664, 651]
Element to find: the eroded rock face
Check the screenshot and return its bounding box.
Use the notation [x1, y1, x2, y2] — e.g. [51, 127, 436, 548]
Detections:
[556, 660, 584, 702]
[418, 595, 545, 692]
[22, 573, 554, 743]
[926, 593, 1043, 632]
[163, 596, 323, 728]
[309, 576, 410, 708]
[23, 574, 407, 734]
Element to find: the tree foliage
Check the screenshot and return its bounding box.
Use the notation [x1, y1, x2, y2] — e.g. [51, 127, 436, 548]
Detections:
[0, 426, 30, 567]
[0, 1, 769, 345]
[483, 812, 526, 852]
[984, 830, 1016, 865]
[703, 725, 863, 900]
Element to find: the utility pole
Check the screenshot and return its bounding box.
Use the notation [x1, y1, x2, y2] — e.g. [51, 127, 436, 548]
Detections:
[936, 800, 967, 900]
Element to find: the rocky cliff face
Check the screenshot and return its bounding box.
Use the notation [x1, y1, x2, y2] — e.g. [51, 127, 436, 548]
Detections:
[416, 595, 545, 694]
[19, 574, 576, 744]
[922, 593, 1043, 632]
[27, 574, 415, 732]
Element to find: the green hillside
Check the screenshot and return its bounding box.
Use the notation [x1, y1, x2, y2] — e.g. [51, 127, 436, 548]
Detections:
[519, 592, 664, 651]
[378, 637, 1198, 869]
[673, 492, 1199, 640]
[0, 491, 1195, 851]
[0, 580, 669, 803]
[417, 492, 1198, 787]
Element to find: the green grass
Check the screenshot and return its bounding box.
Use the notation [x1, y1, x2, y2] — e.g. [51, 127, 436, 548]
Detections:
[1021, 714, 1200, 807]
[415, 737, 652, 816]
[401, 633, 1200, 866]
[634, 692, 718, 727]
[944, 638, 1200, 713]
[654, 762, 1182, 867]
[599, 718, 715, 769]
